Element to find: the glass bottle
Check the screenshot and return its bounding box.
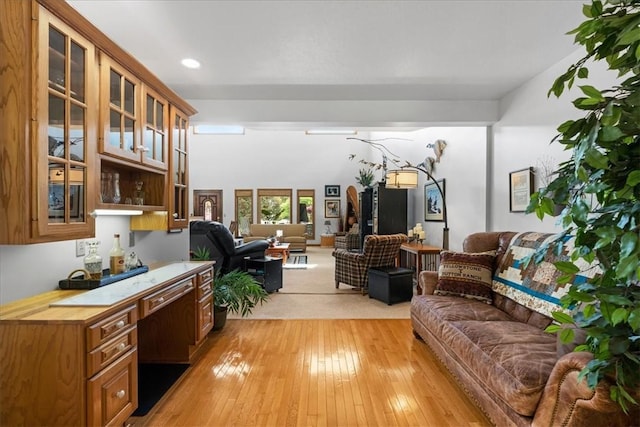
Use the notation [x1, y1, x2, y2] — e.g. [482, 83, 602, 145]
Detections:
[84, 241, 103, 280]
[109, 233, 125, 275]
[100, 172, 111, 203]
[111, 172, 121, 204]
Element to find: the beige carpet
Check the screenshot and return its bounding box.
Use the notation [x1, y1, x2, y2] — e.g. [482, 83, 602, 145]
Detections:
[228, 246, 412, 320]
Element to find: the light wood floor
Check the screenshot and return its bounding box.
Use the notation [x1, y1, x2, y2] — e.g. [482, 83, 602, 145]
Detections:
[131, 319, 490, 427]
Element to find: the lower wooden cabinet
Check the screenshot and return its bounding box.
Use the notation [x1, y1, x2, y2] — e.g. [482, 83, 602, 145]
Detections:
[0, 262, 214, 426]
[87, 349, 138, 427]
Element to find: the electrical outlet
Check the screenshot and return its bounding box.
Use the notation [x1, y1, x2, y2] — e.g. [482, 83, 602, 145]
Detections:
[76, 240, 86, 257]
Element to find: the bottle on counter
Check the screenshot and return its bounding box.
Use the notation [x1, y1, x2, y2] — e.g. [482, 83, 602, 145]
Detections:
[84, 241, 103, 280]
[109, 233, 125, 275]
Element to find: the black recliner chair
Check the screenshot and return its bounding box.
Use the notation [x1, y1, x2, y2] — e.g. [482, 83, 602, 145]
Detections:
[190, 220, 270, 274]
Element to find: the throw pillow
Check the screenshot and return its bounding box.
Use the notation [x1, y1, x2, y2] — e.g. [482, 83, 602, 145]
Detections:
[434, 250, 496, 304]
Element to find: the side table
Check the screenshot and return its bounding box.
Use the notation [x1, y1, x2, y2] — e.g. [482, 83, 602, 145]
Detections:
[244, 257, 282, 293]
[320, 234, 335, 248]
[399, 242, 441, 294]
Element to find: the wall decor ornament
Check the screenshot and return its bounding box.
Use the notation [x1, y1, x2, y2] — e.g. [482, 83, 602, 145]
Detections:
[324, 185, 340, 197]
[424, 179, 445, 222]
[509, 167, 534, 212]
[324, 199, 340, 218]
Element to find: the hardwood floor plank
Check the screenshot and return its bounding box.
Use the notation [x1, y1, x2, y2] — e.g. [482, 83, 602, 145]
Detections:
[130, 319, 490, 427]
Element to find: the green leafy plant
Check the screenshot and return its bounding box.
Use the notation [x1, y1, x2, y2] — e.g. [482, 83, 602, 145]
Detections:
[191, 246, 211, 261]
[356, 168, 375, 188]
[213, 269, 269, 317]
[528, 0, 640, 412]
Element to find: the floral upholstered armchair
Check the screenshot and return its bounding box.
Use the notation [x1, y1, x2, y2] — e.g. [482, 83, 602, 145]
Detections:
[332, 233, 407, 294]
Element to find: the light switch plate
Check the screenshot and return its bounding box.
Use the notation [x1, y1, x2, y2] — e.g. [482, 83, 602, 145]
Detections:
[76, 240, 85, 257]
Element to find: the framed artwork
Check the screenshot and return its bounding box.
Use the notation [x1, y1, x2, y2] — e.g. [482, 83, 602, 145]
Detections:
[324, 199, 340, 218]
[509, 167, 534, 212]
[424, 179, 445, 222]
[324, 185, 340, 197]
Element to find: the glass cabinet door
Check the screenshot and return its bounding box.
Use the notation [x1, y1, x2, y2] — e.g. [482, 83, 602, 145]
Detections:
[99, 56, 142, 165]
[37, 11, 96, 239]
[142, 87, 168, 170]
[168, 106, 189, 229]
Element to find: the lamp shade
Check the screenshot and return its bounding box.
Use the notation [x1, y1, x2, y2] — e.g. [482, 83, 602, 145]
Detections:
[385, 170, 418, 189]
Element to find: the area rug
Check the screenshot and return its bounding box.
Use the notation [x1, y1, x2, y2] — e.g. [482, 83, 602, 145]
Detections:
[283, 254, 317, 269]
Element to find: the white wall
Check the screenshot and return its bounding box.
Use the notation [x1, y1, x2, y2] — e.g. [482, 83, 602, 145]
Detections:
[0, 217, 189, 303]
[490, 50, 618, 233]
[188, 130, 375, 241]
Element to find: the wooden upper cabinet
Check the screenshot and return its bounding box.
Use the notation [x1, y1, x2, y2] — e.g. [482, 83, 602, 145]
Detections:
[169, 106, 189, 229]
[0, 2, 97, 244]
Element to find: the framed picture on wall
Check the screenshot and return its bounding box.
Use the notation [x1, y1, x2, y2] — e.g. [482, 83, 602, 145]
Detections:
[324, 185, 340, 197]
[509, 167, 534, 212]
[424, 179, 445, 222]
[324, 199, 340, 218]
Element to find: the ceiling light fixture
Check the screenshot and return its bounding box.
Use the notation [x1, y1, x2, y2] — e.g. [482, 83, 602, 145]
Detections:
[193, 125, 245, 135]
[181, 58, 201, 69]
[305, 130, 357, 135]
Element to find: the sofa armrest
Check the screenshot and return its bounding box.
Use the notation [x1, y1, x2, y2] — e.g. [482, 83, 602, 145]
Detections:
[418, 271, 438, 295]
[532, 351, 638, 427]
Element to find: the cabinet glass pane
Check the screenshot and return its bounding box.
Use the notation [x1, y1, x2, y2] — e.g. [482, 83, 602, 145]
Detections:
[69, 166, 85, 223]
[174, 187, 184, 218]
[124, 117, 135, 152]
[154, 133, 164, 162]
[144, 128, 154, 155]
[179, 152, 185, 183]
[146, 95, 153, 125]
[109, 110, 121, 148]
[70, 40, 85, 102]
[48, 163, 65, 223]
[110, 69, 121, 107]
[173, 150, 179, 184]
[70, 104, 85, 161]
[124, 78, 135, 114]
[156, 102, 164, 128]
[48, 94, 65, 158]
[48, 27, 65, 93]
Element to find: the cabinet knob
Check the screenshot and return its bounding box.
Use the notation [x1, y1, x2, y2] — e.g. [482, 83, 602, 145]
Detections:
[136, 145, 150, 152]
[115, 320, 125, 329]
[115, 390, 126, 399]
[158, 297, 165, 303]
[117, 343, 126, 352]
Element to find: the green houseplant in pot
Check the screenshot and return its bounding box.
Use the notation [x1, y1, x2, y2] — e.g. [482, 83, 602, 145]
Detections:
[212, 269, 269, 330]
[528, 0, 640, 412]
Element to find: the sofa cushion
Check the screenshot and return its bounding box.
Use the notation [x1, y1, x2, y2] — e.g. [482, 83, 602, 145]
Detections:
[450, 320, 558, 416]
[492, 232, 600, 318]
[434, 250, 496, 304]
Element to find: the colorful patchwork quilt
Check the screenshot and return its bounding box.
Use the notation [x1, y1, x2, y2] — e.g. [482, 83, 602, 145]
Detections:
[492, 232, 600, 318]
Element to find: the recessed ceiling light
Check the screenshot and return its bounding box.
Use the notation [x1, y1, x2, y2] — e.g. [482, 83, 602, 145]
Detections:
[181, 58, 201, 69]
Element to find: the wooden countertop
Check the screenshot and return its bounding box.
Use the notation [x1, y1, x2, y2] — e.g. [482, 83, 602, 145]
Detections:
[0, 261, 214, 323]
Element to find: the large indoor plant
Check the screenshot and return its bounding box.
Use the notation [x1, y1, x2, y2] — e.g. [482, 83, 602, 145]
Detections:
[528, 0, 640, 411]
[212, 269, 269, 330]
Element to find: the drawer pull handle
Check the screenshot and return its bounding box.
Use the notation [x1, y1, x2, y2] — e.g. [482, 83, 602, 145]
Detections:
[115, 320, 125, 329]
[115, 390, 125, 399]
[117, 343, 126, 352]
[158, 297, 165, 303]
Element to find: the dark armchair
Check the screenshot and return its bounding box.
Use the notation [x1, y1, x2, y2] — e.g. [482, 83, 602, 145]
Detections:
[333, 233, 407, 294]
[190, 220, 270, 274]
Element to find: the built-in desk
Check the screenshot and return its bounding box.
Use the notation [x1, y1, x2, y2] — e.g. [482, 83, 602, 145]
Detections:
[0, 261, 214, 427]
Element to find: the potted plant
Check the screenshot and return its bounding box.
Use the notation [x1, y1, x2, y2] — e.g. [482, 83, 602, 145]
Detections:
[528, 0, 640, 412]
[212, 269, 269, 330]
[356, 168, 375, 188]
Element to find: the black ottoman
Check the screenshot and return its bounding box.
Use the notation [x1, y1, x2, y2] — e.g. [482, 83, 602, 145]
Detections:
[368, 267, 414, 305]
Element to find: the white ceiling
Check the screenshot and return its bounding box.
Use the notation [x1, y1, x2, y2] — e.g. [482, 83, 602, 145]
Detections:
[67, 0, 585, 129]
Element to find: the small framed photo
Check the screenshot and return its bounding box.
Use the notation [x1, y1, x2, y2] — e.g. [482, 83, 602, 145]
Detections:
[509, 167, 534, 212]
[324, 185, 340, 197]
[424, 179, 445, 222]
[324, 199, 340, 218]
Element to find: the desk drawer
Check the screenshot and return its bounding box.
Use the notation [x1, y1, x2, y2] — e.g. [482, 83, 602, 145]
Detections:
[198, 267, 213, 284]
[87, 348, 137, 427]
[87, 326, 137, 377]
[140, 276, 194, 318]
[87, 305, 138, 350]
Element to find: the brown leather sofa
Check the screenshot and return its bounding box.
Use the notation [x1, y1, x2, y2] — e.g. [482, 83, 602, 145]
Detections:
[242, 223, 308, 252]
[411, 231, 639, 427]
